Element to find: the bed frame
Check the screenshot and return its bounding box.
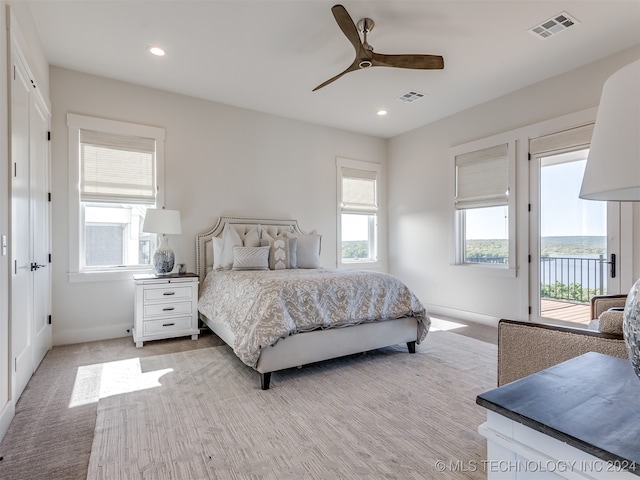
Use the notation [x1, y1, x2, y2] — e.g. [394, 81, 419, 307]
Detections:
[196, 216, 420, 389]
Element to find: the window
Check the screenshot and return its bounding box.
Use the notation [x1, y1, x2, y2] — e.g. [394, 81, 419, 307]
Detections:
[453, 141, 515, 269]
[337, 158, 380, 266]
[67, 114, 165, 280]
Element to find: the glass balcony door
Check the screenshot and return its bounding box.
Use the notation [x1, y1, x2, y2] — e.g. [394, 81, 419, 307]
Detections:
[530, 148, 621, 326]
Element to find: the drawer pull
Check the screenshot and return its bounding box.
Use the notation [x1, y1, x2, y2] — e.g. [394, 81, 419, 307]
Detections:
[162, 322, 175, 327]
[162, 307, 175, 311]
[163, 291, 176, 296]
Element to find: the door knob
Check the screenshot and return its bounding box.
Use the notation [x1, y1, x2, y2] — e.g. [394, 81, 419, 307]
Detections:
[30, 262, 45, 271]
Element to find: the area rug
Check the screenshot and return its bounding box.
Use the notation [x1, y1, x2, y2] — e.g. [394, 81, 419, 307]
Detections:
[87, 331, 497, 479]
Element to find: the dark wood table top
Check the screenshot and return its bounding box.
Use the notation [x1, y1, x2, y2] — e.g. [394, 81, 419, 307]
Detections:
[477, 352, 640, 476]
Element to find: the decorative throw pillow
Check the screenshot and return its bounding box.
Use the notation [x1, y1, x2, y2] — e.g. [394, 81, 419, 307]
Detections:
[219, 224, 243, 270]
[231, 246, 269, 271]
[286, 233, 321, 269]
[598, 310, 624, 335]
[260, 235, 296, 270]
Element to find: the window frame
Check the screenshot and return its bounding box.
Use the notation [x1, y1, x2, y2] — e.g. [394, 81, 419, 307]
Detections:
[336, 157, 382, 269]
[67, 113, 165, 282]
[450, 136, 517, 275]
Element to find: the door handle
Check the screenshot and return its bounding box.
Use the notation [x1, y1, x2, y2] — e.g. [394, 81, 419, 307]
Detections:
[603, 253, 616, 278]
[30, 262, 46, 271]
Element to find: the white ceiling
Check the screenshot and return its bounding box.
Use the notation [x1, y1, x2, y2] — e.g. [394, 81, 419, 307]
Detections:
[27, 1, 640, 138]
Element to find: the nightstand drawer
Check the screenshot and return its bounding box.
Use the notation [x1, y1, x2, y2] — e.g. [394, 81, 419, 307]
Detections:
[144, 301, 192, 318]
[143, 316, 192, 335]
[144, 285, 193, 302]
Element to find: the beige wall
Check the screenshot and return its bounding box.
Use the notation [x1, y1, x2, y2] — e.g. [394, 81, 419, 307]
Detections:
[50, 67, 388, 344]
[388, 46, 640, 323]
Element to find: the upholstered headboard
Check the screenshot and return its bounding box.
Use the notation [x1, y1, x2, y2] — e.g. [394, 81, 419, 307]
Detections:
[195, 216, 304, 285]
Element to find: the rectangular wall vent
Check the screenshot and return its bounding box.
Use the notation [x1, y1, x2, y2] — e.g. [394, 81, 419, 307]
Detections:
[396, 91, 425, 103]
[529, 12, 579, 39]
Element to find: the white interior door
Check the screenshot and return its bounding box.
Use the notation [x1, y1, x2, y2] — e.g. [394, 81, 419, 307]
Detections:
[11, 54, 34, 398]
[11, 51, 51, 400]
[30, 93, 51, 366]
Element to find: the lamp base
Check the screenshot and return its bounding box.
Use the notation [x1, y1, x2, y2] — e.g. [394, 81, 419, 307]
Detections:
[153, 236, 175, 275]
[623, 277, 640, 381]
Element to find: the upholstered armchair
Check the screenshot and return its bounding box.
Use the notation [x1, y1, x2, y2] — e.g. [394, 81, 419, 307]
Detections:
[497, 294, 628, 386]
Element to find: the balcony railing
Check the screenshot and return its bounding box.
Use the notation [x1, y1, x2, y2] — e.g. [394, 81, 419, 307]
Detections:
[468, 254, 606, 304]
[540, 254, 606, 303]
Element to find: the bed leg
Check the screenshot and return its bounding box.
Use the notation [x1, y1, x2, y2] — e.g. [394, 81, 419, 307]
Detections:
[407, 341, 416, 353]
[261, 372, 271, 390]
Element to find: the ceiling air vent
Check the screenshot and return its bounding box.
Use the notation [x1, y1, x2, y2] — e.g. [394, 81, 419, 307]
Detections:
[397, 91, 425, 103]
[529, 12, 579, 39]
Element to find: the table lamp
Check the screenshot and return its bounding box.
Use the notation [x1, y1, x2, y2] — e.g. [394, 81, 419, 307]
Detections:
[579, 59, 640, 379]
[142, 208, 182, 275]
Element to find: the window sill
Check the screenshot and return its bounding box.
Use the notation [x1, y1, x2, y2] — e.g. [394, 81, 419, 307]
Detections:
[339, 261, 382, 271]
[68, 267, 154, 283]
[452, 263, 518, 278]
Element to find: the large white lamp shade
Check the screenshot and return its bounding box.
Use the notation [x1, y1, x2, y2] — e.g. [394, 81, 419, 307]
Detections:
[579, 60, 640, 201]
[142, 209, 182, 274]
[579, 59, 640, 381]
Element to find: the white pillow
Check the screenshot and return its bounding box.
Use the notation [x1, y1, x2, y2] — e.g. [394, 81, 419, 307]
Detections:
[243, 227, 260, 247]
[219, 224, 243, 270]
[232, 246, 270, 271]
[212, 237, 224, 270]
[287, 233, 321, 269]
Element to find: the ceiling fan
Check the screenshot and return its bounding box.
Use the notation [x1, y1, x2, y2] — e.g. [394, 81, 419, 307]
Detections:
[313, 4, 444, 91]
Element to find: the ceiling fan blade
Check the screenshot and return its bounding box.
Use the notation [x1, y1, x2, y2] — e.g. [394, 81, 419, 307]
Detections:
[331, 4, 366, 56]
[371, 52, 444, 70]
[312, 61, 361, 91]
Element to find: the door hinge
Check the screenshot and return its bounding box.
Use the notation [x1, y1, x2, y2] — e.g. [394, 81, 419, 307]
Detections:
[48, 315, 52, 325]
[14, 357, 17, 372]
[528, 204, 531, 212]
[47, 131, 51, 141]
[529, 306, 532, 315]
[528, 255, 531, 263]
[48, 253, 52, 263]
[528, 153, 531, 161]
[14, 162, 17, 178]
[48, 192, 51, 202]
[14, 260, 17, 275]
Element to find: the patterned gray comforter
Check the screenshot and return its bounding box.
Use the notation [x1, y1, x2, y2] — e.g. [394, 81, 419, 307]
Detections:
[198, 268, 430, 367]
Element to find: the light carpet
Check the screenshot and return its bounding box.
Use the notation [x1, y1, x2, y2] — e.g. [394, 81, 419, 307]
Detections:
[87, 330, 497, 479]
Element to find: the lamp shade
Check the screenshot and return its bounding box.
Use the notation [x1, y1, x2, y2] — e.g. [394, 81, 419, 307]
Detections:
[142, 208, 182, 235]
[579, 60, 640, 201]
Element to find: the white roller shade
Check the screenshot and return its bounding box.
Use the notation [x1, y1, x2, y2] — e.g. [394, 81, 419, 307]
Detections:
[80, 129, 156, 204]
[529, 123, 594, 157]
[341, 167, 378, 212]
[455, 143, 509, 210]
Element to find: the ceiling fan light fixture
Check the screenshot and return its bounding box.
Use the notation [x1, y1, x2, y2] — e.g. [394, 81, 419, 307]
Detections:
[359, 60, 373, 69]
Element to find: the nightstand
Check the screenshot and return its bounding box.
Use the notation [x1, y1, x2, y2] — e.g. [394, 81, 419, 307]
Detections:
[133, 272, 199, 347]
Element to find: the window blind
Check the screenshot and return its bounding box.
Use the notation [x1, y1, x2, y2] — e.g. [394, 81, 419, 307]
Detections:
[80, 129, 156, 204]
[341, 167, 378, 212]
[529, 123, 594, 157]
[455, 143, 509, 210]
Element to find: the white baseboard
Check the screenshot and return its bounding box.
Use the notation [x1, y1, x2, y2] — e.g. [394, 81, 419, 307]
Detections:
[425, 304, 500, 327]
[52, 323, 132, 346]
[0, 399, 15, 444]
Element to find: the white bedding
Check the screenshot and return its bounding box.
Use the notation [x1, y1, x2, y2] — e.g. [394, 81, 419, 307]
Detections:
[198, 268, 430, 368]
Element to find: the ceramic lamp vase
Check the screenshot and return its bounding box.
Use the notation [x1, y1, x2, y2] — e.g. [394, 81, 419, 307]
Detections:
[623, 279, 640, 380]
[153, 235, 175, 274]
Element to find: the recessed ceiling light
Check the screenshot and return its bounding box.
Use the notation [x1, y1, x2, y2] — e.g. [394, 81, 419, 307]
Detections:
[377, 110, 388, 116]
[149, 46, 165, 57]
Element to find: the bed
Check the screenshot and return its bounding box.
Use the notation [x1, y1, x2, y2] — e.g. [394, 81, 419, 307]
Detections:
[196, 216, 430, 389]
